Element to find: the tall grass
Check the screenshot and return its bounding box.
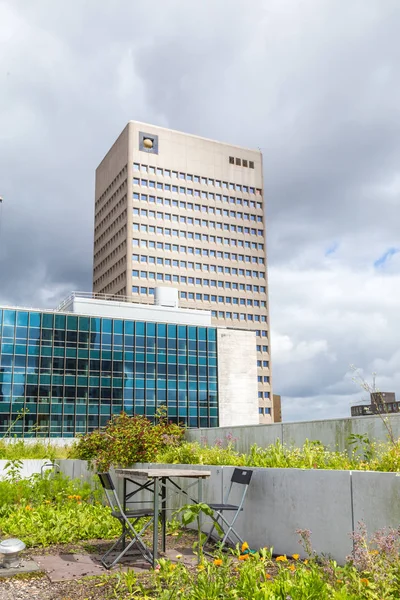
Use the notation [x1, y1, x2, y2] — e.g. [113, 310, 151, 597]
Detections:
[0, 439, 69, 460]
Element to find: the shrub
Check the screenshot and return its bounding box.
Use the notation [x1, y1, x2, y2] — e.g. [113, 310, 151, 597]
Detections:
[69, 412, 184, 471]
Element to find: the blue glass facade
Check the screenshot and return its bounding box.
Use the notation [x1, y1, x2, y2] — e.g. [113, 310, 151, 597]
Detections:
[0, 308, 218, 437]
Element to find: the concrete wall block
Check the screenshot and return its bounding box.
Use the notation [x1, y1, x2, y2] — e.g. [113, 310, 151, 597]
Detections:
[352, 471, 400, 536]
[186, 424, 283, 453]
[217, 467, 353, 563]
[0, 459, 55, 480]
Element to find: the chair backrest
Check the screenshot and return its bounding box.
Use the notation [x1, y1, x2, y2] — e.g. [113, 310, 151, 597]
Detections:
[98, 472, 115, 491]
[224, 468, 253, 508]
[231, 468, 253, 486]
[97, 472, 125, 515]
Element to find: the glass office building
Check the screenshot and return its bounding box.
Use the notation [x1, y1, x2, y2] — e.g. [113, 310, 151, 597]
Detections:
[0, 307, 218, 437]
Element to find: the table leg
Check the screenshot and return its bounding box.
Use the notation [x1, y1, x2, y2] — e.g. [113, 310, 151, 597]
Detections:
[161, 477, 167, 552]
[198, 478, 203, 563]
[122, 477, 127, 550]
[153, 477, 160, 568]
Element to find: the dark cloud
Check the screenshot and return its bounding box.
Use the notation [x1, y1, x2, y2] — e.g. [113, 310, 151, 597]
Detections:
[1, 0, 400, 420]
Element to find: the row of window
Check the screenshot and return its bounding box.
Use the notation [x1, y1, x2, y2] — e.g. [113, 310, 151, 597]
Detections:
[180, 293, 268, 315]
[133, 194, 263, 213]
[132, 238, 264, 253]
[133, 206, 263, 225]
[229, 156, 255, 169]
[259, 407, 271, 416]
[133, 270, 266, 284]
[133, 222, 264, 238]
[258, 392, 270, 399]
[133, 163, 261, 195]
[0, 413, 218, 437]
[132, 190, 263, 211]
[132, 251, 265, 270]
[131, 276, 267, 293]
[0, 312, 217, 339]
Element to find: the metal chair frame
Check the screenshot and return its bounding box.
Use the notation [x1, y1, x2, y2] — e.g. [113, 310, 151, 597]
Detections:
[203, 468, 253, 550]
[97, 472, 154, 568]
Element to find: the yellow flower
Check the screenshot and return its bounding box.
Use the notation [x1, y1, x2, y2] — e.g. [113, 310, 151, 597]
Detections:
[176, 554, 182, 559]
[67, 495, 74, 499]
[370, 550, 379, 556]
[169, 564, 176, 571]
[288, 564, 295, 571]
[239, 554, 249, 561]
[360, 578, 369, 586]
[25, 505, 33, 511]
[241, 541, 249, 552]
[276, 555, 287, 562]
[44, 500, 51, 504]
[77, 502, 82, 505]
[292, 553, 300, 560]
[304, 559, 309, 565]
[265, 573, 272, 580]
[197, 564, 205, 571]
[213, 558, 223, 566]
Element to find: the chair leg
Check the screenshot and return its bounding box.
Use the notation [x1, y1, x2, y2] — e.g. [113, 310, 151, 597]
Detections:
[101, 518, 154, 569]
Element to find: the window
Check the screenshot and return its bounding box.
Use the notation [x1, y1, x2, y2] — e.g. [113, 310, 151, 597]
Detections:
[235, 157, 241, 166]
[229, 156, 234, 164]
[249, 161, 254, 169]
[242, 159, 248, 168]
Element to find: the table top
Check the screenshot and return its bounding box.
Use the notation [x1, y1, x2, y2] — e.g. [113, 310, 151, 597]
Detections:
[115, 468, 211, 479]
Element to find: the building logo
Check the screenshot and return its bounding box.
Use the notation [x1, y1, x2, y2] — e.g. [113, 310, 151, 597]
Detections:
[139, 132, 159, 154]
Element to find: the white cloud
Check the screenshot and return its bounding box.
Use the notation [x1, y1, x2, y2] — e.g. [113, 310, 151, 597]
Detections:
[1, 0, 400, 422]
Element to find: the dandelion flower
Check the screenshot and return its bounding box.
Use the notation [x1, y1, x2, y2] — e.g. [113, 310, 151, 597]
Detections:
[241, 541, 249, 552]
[276, 555, 287, 562]
[239, 554, 249, 561]
[288, 564, 295, 571]
[292, 553, 299, 560]
[176, 554, 183, 559]
[197, 564, 205, 571]
[213, 558, 223, 566]
[360, 578, 369, 586]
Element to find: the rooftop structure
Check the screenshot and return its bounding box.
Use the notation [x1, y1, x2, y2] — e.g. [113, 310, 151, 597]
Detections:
[0, 290, 258, 437]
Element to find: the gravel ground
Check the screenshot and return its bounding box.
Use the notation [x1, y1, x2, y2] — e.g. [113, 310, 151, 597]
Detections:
[0, 533, 197, 600]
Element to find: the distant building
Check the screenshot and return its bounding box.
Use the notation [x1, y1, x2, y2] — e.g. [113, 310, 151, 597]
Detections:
[93, 122, 273, 421]
[272, 394, 282, 422]
[0, 289, 259, 438]
[351, 392, 399, 417]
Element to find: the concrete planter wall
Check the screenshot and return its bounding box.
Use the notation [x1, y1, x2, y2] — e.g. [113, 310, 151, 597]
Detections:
[186, 414, 400, 453]
[0, 459, 57, 479]
[8, 459, 400, 563]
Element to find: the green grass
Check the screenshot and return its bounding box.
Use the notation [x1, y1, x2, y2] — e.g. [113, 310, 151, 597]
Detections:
[157, 438, 400, 472]
[0, 439, 69, 460]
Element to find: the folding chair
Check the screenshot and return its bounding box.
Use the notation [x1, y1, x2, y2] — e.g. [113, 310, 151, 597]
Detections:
[203, 468, 253, 550]
[97, 472, 154, 568]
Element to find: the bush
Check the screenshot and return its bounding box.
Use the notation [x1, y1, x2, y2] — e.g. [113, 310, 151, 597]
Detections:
[69, 412, 184, 471]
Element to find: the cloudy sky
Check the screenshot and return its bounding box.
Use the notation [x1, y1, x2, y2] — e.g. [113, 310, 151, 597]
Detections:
[1, 0, 400, 422]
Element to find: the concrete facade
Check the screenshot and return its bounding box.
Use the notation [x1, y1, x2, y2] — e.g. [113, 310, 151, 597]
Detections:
[93, 122, 272, 422]
[217, 329, 259, 427]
